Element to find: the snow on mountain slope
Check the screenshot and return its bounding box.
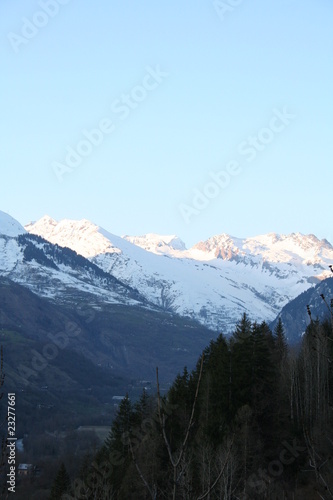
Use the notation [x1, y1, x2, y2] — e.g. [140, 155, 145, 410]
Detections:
[0, 210, 26, 237]
[25, 215, 119, 258]
[190, 232, 332, 271]
[0, 216, 147, 309]
[25, 216, 333, 333]
[123, 234, 186, 254]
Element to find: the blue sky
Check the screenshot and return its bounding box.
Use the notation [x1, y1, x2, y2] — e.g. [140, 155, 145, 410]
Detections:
[1, 0, 332, 247]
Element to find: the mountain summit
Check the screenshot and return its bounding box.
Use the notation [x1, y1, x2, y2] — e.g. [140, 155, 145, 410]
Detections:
[123, 234, 186, 254]
[24, 215, 333, 333]
[190, 232, 332, 271]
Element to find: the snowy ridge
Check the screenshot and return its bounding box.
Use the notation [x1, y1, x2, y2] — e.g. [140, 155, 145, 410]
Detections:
[0, 210, 26, 237]
[25, 216, 119, 258]
[190, 232, 333, 268]
[123, 234, 186, 254]
[24, 216, 333, 332]
[0, 221, 147, 310]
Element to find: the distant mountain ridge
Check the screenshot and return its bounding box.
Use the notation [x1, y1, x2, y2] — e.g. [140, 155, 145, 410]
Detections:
[0, 211, 149, 310]
[270, 276, 333, 342]
[192, 232, 332, 268]
[123, 233, 186, 253]
[21, 212, 333, 333]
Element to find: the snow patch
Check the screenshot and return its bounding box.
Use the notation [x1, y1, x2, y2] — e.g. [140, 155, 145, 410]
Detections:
[0, 211, 26, 237]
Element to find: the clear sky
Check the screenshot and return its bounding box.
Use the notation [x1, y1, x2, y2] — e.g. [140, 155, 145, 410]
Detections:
[1, 0, 332, 247]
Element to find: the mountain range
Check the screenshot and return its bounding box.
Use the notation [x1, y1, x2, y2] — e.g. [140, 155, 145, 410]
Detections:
[25, 214, 333, 335]
[1, 205, 333, 428]
[1, 209, 333, 346]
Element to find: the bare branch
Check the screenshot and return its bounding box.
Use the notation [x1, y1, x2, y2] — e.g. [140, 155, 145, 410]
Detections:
[156, 367, 177, 467]
[176, 354, 205, 468]
[129, 438, 157, 500]
[196, 434, 235, 500]
[156, 355, 205, 499]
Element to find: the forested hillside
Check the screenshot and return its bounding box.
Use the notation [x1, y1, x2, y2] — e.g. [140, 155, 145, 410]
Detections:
[47, 304, 333, 499]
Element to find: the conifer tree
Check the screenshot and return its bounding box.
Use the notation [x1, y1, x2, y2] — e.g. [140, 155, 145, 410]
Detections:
[200, 334, 231, 441]
[105, 394, 133, 453]
[230, 313, 253, 413]
[106, 394, 136, 493]
[271, 318, 290, 437]
[250, 321, 278, 446]
[232, 312, 252, 344]
[134, 389, 151, 423]
[274, 317, 288, 364]
[49, 462, 70, 500]
[166, 366, 192, 448]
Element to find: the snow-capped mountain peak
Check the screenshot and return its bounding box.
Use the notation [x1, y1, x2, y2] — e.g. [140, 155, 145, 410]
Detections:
[22, 215, 333, 333]
[190, 233, 242, 260]
[188, 232, 333, 269]
[24, 215, 57, 236]
[25, 217, 122, 258]
[123, 233, 187, 254]
[0, 210, 26, 237]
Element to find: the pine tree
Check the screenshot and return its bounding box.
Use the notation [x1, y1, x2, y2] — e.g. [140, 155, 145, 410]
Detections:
[250, 321, 278, 446]
[49, 462, 71, 500]
[78, 452, 94, 481]
[271, 317, 291, 437]
[134, 389, 151, 422]
[103, 394, 134, 494]
[274, 317, 288, 364]
[200, 334, 231, 442]
[232, 313, 252, 344]
[166, 366, 193, 449]
[230, 314, 253, 413]
[105, 394, 133, 452]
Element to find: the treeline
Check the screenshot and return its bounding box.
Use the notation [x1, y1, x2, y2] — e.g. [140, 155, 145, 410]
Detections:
[58, 311, 333, 499]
